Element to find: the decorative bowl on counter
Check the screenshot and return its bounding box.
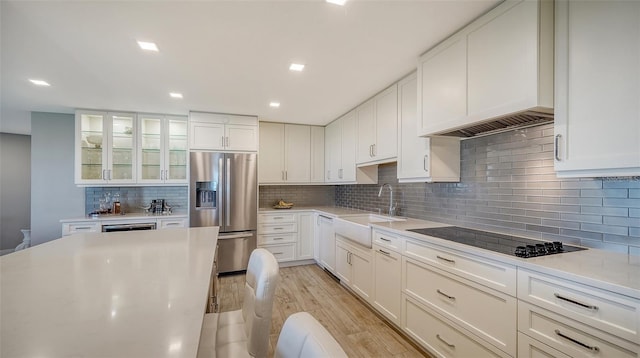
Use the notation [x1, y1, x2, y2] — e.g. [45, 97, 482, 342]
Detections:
[273, 200, 294, 209]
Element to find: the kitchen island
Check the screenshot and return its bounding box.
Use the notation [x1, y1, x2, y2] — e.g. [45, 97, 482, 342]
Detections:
[0, 227, 219, 358]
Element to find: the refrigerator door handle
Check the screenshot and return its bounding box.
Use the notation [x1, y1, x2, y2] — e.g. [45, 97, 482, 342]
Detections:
[226, 157, 231, 227]
[218, 157, 224, 226]
[218, 232, 254, 240]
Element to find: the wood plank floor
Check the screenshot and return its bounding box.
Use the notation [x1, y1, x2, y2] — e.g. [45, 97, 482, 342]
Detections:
[218, 264, 431, 358]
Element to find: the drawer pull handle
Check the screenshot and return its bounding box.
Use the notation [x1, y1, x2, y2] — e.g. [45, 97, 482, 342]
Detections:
[273, 237, 283, 240]
[76, 227, 93, 230]
[437, 289, 455, 300]
[436, 334, 455, 348]
[273, 252, 284, 255]
[436, 255, 455, 264]
[273, 217, 284, 220]
[378, 249, 391, 256]
[273, 228, 284, 230]
[554, 293, 598, 311]
[379, 237, 391, 242]
[554, 329, 600, 352]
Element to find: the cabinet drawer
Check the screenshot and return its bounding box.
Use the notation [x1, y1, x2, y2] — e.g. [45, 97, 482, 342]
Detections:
[403, 257, 516, 356]
[157, 218, 187, 229]
[63, 222, 100, 236]
[258, 233, 296, 245]
[517, 332, 572, 358]
[258, 222, 297, 234]
[259, 243, 296, 262]
[518, 301, 640, 357]
[402, 295, 510, 358]
[517, 268, 640, 343]
[258, 213, 297, 224]
[404, 237, 517, 295]
[373, 229, 403, 253]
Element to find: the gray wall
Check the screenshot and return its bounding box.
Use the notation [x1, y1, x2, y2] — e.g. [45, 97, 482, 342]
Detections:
[335, 123, 640, 255]
[31, 112, 84, 246]
[0, 133, 31, 250]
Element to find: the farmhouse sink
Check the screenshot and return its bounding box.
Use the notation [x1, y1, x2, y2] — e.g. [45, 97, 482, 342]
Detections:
[333, 214, 406, 248]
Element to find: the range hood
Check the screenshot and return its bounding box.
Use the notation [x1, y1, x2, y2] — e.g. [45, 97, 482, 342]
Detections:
[436, 110, 554, 138]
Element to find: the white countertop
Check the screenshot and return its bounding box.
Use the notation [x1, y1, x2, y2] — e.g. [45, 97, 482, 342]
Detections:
[0, 227, 219, 358]
[261, 206, 640, 299]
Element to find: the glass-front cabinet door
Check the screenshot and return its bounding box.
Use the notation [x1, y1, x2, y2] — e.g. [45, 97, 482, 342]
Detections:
[166, 116, 188, 183]
[75, 110, 136, 184]
[137, 114, 187, 184]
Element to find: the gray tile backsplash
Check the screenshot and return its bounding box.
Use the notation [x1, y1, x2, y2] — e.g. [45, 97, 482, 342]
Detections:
[335, 123, 640, 255]
[85, 186, 188, 214]
[259, 185, 335, 208]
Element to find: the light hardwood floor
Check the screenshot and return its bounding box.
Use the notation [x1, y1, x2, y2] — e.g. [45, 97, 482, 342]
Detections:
[218, 264, 431, 358]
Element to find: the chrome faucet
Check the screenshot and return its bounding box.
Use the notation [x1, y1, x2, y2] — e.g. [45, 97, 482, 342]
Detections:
[378, 183, 396, 216]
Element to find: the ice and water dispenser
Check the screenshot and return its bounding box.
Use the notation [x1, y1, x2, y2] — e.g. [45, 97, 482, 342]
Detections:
[195, 181, 217, 209]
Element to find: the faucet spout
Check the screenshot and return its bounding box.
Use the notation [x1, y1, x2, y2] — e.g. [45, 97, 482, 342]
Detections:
[378, 183, 395, 216]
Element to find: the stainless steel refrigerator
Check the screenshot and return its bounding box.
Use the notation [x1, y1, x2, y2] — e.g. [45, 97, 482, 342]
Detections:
[190, 152, 257, 273]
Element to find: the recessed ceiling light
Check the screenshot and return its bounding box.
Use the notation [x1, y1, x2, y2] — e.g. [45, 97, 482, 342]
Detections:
[137, 41, 159, 52]
[289, 63, 305, 72]
[326, 0, 346, 5]
[29, 79, 50, 86]
[269, 102, 280, 108]
[169, 92, 183, 99]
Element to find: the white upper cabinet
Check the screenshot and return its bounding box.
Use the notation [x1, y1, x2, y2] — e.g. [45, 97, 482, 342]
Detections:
[554, 0, 640, 177]
[397, 73, 460, 183]
[418, 0, 554, 136]
[356, 84, 398, 165]
[75, 110, 136, 185]
[189, 111, 258, 152]
[137, 114, 188, 184]
[259, 122, 324, 184]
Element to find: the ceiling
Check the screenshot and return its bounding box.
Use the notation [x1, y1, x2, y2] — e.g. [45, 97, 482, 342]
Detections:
[1, 0, 501, 135]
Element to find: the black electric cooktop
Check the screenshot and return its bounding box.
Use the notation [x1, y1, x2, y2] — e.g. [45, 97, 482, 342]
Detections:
[406, 226, 586, 258]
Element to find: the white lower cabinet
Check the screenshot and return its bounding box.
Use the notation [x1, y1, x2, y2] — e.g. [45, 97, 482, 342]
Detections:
[335, 236, 373, 303]
[157, 217, 187, 229]
[518, 301, 639, 358]
[402, 294, 510, 358]
[297, 212, 314, 260]
[258, 212, 315, 263]
[373, 244, 402, 325]
[517, 332, 571, 358]
[62, 221, 101, 236]
[402, 256, 517, 356]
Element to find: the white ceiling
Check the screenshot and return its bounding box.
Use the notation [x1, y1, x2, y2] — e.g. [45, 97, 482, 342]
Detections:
[1, 0, 500, 135]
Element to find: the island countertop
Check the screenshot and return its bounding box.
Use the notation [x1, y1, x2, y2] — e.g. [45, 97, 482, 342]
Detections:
[0, 227, 219, 358]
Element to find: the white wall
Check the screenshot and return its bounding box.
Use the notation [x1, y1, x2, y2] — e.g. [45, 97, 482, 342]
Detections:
[0, 133, 31, 250]
[31, 112, 84, 246]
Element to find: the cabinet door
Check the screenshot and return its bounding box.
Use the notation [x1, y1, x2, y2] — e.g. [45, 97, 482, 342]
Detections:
[374, 84, 398, 161]
[397, 74, 430, 181]
[107, 113, 135, 183]
[467, 0, 539, 117]
[555, 0, 640, 176]
[325, 118, 342, 182]
[356, 99, 375, 164]
[310, 126, 325, 183]
[258, 122, 285, 183]
[350, 250, 373, 303]
[225, 124, 258, 151]
[335, 241, 352, 285]
[418, 38, 467, 136]
[164, 117, 188, 183]
[285, 124, 311, 182]
[340, 110, 357, 182]
[374, 246, 401, 325]
[190, 121, 225, 150]
[138, 114, 164, 183]
[76, 111, 107, 183]
[297, 212, 314, 260]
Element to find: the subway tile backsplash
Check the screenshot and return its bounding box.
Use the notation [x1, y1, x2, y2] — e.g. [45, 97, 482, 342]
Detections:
[259, 185, 335, 208]
[85, 186, 188, 214]
[336, 123, 640, 255]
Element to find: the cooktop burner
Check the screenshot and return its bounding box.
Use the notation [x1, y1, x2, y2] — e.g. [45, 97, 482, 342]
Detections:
[406, 226, 586, 258]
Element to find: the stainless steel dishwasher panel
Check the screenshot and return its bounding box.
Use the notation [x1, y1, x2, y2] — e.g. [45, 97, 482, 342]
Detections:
[217, 231, 257, 274]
